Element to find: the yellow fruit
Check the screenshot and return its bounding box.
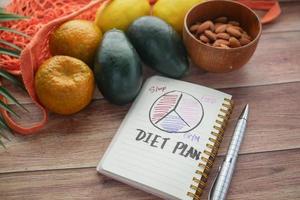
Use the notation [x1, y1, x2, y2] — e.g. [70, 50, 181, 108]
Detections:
[49, 20, 102, 65]
[35, 56, 95, 115]
[153, 0, 203, 33]
[95, 0, 150, 32]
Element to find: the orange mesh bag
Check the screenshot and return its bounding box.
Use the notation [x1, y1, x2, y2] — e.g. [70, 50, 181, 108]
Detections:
[0, 0, 110, 134]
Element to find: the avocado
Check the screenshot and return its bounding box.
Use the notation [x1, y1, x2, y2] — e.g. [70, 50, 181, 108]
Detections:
[127, 16, 189, 78]
[94, 29, 143, 105]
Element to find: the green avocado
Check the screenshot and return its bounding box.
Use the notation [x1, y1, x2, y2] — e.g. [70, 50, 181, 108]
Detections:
[127, 16, 189, 78]
[94, 29, 143, 105]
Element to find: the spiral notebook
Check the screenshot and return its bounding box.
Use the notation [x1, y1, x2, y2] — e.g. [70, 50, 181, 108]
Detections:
[97, 76, 234, 200]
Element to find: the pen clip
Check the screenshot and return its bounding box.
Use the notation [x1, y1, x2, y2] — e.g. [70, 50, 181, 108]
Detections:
[208, 162, 223, 200]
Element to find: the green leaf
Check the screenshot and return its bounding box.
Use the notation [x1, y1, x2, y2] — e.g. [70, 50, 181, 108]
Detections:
[0, 116, 10, 131]
[0, 39, 22, 51]
[0, 47, 20, 58]
[0, 86, 28, 112]
[0, 100, 20, 118]
[0, 13, 28, 21]
[0, 27, 30, 38]
[0, 70, 26, 91]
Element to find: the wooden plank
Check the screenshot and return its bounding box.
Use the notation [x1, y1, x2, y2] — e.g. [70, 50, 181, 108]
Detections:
[0, 168, 157, 200]
[219, 81, 300, 154]
[0, 81, 299, 173]
[185, 31, 300, 89]
[0, 149, 299, 200]
[202, 149, 300, 200]
[4, 30, 300, 104]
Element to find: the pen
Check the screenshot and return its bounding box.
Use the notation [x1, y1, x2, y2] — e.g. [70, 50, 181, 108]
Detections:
[208, 104, 249, 200]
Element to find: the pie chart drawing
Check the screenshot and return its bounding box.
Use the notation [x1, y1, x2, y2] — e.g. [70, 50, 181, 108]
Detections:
[149, 90, 204, 133]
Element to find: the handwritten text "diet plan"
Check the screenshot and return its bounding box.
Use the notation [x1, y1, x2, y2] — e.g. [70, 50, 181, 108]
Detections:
[135, 129, 202, 161]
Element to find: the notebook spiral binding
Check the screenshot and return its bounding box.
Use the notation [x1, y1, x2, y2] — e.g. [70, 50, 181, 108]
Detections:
[187, 98, 234, 200]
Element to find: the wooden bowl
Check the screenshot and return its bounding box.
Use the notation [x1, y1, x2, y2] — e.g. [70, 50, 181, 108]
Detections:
[183, 0, 262, 73]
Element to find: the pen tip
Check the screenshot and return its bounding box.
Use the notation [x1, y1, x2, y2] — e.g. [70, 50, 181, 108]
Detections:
[239, 104, 249, 120]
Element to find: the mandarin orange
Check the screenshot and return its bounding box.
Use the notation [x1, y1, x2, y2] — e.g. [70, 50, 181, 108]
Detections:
[35, 56, 94, 115]
[49, 20, 102, 65]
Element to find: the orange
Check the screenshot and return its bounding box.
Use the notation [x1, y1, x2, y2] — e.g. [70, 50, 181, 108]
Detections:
[49, 20, 102, 65]
[35, 56, 95, 115]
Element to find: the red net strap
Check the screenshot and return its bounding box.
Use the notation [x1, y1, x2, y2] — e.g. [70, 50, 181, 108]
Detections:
[1, 0, 109, 134]
[237, 0, 281, 24]
[1, 0, 101, 74]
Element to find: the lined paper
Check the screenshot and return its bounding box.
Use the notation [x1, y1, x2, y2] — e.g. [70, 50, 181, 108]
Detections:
[98, 76, 232, 200]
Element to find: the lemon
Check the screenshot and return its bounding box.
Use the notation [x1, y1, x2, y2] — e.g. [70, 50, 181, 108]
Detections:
[35, 56, 95, 115]
[95, 0, 150, 32]
[153, 0, 203, 33]
[49, 20, 102, 65]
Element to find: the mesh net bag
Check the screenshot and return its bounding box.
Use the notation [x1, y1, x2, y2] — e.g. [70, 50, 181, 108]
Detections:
[0, 0, 110, 134]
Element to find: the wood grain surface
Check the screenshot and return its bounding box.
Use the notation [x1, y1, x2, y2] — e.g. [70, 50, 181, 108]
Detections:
[1, 82, 300, 174]
[1, 149, 299, 200]
[0, 2, 300, 200]
[4, 30, 300, 104]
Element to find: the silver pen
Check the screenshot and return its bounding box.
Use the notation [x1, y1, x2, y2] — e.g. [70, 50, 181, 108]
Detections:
[208, 104, 249, 200]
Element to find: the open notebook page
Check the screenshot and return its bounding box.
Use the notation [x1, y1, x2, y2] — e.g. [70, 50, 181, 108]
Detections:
[97, 76, 232, 200]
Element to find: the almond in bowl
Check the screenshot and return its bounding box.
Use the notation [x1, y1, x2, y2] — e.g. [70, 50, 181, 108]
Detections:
[189, 17, 253, 49]
[183, 0, 262, 73]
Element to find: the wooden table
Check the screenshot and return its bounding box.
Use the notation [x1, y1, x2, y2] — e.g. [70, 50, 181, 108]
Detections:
[1, 1, 300, 200]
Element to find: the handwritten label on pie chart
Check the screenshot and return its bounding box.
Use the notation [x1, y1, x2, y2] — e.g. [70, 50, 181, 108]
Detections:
[149, 91, 204, 133]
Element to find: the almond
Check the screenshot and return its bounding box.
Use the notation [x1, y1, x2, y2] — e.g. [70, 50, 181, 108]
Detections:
[228, 20, 240, 26]
[214, 39, 229, 46]
[216, 32, 230, 40]
[226, 26, 242, 38]
[197, 20, 213, 34]
[240, 36, 251, 45]
[192, 17, 251, 47]
[229, 37, 241, 48]
[215, 24, 227, 34]
[199, 34, 210, 43]
[204, 30, 216, 41]
[242, 32, 252, 40]
[230, 25, 243, 32]
[189, 24, 199, 33]
[212, 42, 221, 47]
[208, 21, 215, 32]
[219, 43, 230, 49]
[215, 23, 225, 30]
[214, 16, 228, 23]
[214, 43, 230, 49]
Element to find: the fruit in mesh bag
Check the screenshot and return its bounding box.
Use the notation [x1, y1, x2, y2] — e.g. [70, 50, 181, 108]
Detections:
[35, 56, 95, 115]
[0, 0, 103, 134]
[49, 20, 102, 66]
[95, 0, 151, 32]
[94, 29, 143, 105]
[153, 0, 203, 33]
[127, 16, 189, 78]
